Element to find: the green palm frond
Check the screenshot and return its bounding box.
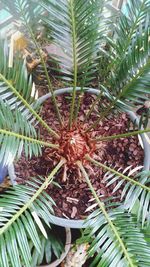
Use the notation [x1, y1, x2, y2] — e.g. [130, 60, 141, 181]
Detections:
[111, 18, 150, 103]
[30, 230, 64, 266]
[1, 0, 63, 125]
[0, 181, 52, 267]
[122, 171, 150, 227]
[40, 0, 108, 127]
[1, 0, 43, 24]
[111, 0, 150, 63]
[77, 162, 150, 267]
[103, 165, 143, 194]
[0, 159, 65, 267]
[41, 0, 106, 85]
[87, 0, 150, 129]
[104, 167, 150, 226]
[86, 155, 150, 226]
[0, 40, 59, 138]
[0, 39, 35, 111]
[107, 0, 150, 105]
[80, 209, 150, 267]
[94, 128, 150, 141]
[1, 1, 150, 266]
[0, 100, 58, 166]
[142, 224, 150, 245]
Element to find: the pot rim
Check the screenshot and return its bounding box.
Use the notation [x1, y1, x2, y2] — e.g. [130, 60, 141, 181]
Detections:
[8, 87, 150, 228]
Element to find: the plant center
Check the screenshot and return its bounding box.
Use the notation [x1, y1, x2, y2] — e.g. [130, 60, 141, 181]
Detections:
[44, 124, 96, 169]
[58, 126, 94, 164]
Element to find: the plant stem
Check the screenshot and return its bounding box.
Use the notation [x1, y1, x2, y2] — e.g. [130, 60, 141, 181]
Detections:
[86, 155, 150, 192]
[85, 94, 119, 132]
[84, 91, 103, 121]
[93, 128, 150, 142]
[0, 158, 66, 236]
[75, 40, 100, 121]
[74, 91, 84, 121]
[0, 73, 59, 139]
[69, 0, 77, 129]
[18, 3, 63, 126]
[0, 129, 59, 149]
[77, 161, 135, 267]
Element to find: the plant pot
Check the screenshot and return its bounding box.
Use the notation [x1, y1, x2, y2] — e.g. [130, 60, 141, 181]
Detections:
[0, 162, 8, 183]
[8, 87, 150, 228]
[39, 227, 71, 267]
[0, 159, 17, 185]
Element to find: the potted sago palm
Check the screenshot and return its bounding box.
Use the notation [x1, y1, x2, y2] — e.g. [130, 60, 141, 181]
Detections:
[1, 0, 150, 266]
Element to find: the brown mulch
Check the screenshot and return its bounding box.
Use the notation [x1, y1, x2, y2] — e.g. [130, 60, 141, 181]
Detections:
[15, 93, 144, 219]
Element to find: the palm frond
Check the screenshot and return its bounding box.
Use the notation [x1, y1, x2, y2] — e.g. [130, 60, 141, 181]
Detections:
[103, 165, 143, 194]
[86, 155, 150, 191]
[0, 100, 58, 167]
[80, 209, 150, 267]
[1, 0, 63, 125]
[94, 127, 150, 142]
[41, 0, 107, 85]
[1, 0, 43, 24]
[0, 40, 59, 138]
[104, 167, 150, 227]
[107, 0, 150, 105]
[40, 0, 108, 127]
[87, 155, 150, 226]
[0, 39, 35, 112]
[77, 161, 150, 267]
[111, 0, 150, 63]
[0, 159, 65, 267]
[122, 171, 150, 227]
[87, 0, 150, 129]
[30, 230, 64, 266]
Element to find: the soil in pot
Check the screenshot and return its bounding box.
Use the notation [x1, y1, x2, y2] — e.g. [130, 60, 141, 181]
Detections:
[14, 93, 144, 220]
